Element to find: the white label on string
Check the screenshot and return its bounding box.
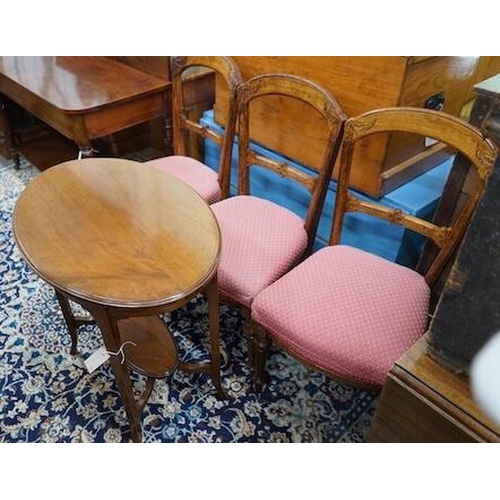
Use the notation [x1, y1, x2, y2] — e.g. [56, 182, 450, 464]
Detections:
[83, 346, 110, 373]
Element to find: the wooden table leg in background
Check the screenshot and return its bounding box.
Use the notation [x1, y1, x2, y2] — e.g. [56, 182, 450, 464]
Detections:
[0, 94, 20, 168]
[71, 116, 97, 160]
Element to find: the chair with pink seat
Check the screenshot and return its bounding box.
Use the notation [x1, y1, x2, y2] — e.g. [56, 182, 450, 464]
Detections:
[250, 107, 497, 391]
[210, 73, 346, 357]
[147, 56, 242, 204]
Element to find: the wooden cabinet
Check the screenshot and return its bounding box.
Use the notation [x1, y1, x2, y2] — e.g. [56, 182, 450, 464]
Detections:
[215, 56, 500, 197]
[368, 337, 500, 442]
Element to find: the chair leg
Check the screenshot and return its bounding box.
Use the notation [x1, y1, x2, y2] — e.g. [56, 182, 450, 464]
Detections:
[252, 324, 270, 393]
[240, 308, 258, 376]
[238, 307, 269, 392]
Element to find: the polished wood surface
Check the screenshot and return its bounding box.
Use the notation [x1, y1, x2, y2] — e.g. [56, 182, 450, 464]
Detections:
[0, 56, 170, 158]
[0, 56, 167, 112]
[463, 57, 500, 103]
[110, 56, 170, 80]
[118, 316, 178, 378]
[216, 57, 500, 197]
[398, 337, 500, 431]
[13, 158, 223, 442]
[368, 337, 500, 442]
[13, 158, 220, 306]
[369, 373, 480, 442]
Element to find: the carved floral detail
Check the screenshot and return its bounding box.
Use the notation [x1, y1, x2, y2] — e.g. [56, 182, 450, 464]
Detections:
[475, 143, 497, 179]
[170, 56, 188, 77]
[349, 118, 376, 136]
[238, 80, 260, 105]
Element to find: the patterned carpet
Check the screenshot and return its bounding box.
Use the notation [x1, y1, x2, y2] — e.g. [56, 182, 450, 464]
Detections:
[0, 158, 378, 443]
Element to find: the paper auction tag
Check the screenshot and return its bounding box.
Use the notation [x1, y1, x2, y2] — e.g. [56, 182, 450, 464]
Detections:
[83, 346, 110, 373]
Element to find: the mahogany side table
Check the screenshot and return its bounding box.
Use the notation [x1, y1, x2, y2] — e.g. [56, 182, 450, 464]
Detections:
[13, 158, 223, 442]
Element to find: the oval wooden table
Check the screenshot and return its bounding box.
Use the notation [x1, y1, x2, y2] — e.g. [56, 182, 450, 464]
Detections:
[13, 158, 223, 442]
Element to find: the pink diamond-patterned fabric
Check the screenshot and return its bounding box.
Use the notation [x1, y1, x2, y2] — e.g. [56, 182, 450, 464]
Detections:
[251, 245, 430, 388]
[211, 195, 308, 308]
[147, 155, 221, 205]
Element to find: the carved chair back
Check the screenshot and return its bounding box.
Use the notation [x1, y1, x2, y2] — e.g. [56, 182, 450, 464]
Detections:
[170, 56, 242, 199]
[236, 73, 346, 254]
[331, 107, 497, 287]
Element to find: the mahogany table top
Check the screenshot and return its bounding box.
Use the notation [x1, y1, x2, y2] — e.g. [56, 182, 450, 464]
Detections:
[0, 56, 169, 113]
[13, 158, 221, 308]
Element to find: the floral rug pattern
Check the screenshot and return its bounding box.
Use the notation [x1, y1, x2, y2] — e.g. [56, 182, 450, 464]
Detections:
[0, 160, 378, 442]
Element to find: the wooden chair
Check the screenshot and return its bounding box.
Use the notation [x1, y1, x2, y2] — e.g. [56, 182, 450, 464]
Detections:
[210, 73, 346, 327]
[251, 107, 497, 391]
[146, 56, 242, 203]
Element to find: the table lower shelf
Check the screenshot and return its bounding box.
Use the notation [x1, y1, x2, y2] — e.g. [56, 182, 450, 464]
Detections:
[118, 316, 178, 379]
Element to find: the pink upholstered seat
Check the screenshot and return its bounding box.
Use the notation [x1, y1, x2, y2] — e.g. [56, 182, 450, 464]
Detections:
[249, 107, 496, 393]
[252, 245, 430, 388]
[210, 74, 345, 316]
[211, 195, 308, 308]
[147, 156, 221, 204]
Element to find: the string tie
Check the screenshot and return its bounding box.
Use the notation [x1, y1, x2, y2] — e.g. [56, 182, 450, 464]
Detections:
[106, 341, 137, 364]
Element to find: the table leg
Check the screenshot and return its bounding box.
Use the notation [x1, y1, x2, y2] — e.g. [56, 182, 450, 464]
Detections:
[56, 291, 80, 355]
[207, 276, 226, 399]
[90, 307, 142, 443]
[71, 116, 97, 160]
[0, 94, 20, 168]
[164, 114, 173, 155]
[77, 144, 97, 159]
[107, 134, 120, 157]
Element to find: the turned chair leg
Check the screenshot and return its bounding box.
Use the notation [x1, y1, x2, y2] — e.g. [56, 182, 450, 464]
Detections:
[252, 324, 270, 393]
[242, 315, 256, 375]
[235, 307, 270, 392]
